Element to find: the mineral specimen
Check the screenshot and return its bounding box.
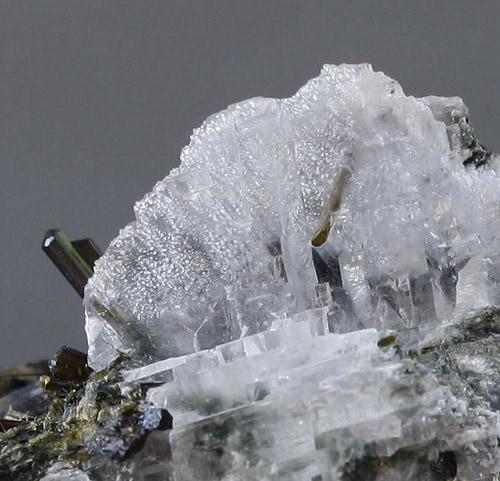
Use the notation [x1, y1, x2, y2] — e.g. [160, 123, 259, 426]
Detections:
[0, 355, 172, 481]
[3, 63, 500, 480]
[85, 63, 500, 370]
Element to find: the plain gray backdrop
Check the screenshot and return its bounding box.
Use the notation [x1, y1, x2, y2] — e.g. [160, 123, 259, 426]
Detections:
[1, 0, 499, 367]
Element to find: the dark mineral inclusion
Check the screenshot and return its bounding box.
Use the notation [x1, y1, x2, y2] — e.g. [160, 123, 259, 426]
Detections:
[2, 66, 500, 481]
[2, 228, 500, 480]
[0, 231, 172, 481]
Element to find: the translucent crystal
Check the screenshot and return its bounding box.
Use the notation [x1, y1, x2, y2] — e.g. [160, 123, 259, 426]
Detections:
[85, 64, 500, 369]
[79, 64, 500, 481]
[143, 327, 447, 481]
[40, 464, 91, 481]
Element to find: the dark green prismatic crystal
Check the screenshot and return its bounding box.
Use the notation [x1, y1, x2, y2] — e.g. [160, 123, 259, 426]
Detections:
[42, 230, 102, 298]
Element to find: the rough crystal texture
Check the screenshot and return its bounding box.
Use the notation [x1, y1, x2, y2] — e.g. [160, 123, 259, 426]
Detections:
[79, 64, 500, 480]
[85, 63, 499, 369]
[40, 464, 91, 481]
[140, 316, 500, 481]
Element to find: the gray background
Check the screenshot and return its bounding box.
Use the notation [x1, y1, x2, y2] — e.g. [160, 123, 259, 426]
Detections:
[1, 0, 499, 367]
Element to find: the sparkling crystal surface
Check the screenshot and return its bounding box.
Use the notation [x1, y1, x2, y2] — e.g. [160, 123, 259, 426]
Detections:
[79, 64, 500, 481]
[40, 464, 91, 481]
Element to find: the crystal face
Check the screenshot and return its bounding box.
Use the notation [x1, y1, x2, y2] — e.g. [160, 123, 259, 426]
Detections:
[85, 63, 499, 368]
[77, 64, 500, 480]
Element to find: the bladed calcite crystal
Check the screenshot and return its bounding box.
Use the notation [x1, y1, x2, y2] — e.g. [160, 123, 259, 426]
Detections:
[85, 64, 500, 370]
[30, 64, 500, 479]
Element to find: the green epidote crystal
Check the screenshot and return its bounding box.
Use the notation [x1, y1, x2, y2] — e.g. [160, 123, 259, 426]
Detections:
[0, 357, 171, 481]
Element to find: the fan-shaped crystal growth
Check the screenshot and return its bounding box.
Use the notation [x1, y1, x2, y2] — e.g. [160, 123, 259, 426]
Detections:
[85, 63, 499, 370]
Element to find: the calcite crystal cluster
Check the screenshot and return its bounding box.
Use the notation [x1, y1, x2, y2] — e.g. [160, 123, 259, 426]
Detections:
[82, 64, 500, 480]
[5, 64, 500, 480]
[85, 64, 498, 370]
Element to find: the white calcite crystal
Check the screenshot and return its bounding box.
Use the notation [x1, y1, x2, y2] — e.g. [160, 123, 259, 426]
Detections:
[83, 64, 500, 480]
[40, 463, 91, 481]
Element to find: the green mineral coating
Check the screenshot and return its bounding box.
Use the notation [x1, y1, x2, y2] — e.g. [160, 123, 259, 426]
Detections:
[2, 308, 500, 480]
[88, 298, 166, 361]
[0, 358, 161, 481]
[448, 306, 500, 342]
[341, 449, 457, 481]
[190, 413, 260, 480]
